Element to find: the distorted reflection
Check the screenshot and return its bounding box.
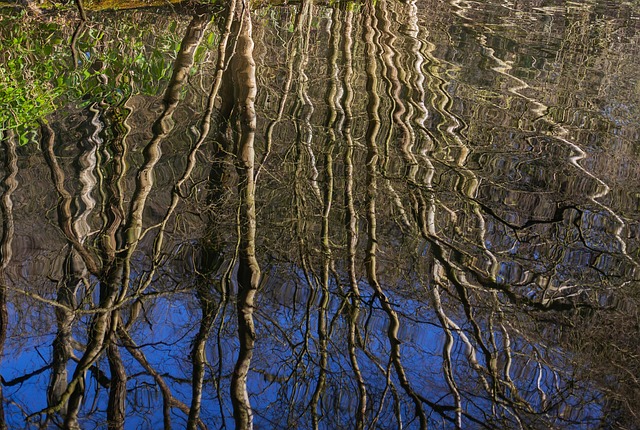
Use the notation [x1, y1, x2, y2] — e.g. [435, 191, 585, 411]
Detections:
[1, 0, 639, 428]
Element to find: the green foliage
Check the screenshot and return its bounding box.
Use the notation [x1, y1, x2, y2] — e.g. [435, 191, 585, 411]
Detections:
[0, 16, 66, 144]
[0, 12, 191, 145]
[59, 17, 186, 109]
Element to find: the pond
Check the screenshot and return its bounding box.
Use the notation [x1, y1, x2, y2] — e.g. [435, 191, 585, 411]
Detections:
[1, 0, 639, 428]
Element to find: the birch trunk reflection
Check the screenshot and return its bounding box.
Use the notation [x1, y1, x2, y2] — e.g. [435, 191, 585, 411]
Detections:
[341, 7, 367, 429]
[1, 1, 639, 428]
[39, 122, 90, 430]
[99, 105, 129, 430]
[28, 11, 213, 428]
[125, 11, 210, 256]
[230, 4, 260, 429]
[0, 129, 18, 430]
[115, 11, 211, 429]
[186, 2, 237, 428]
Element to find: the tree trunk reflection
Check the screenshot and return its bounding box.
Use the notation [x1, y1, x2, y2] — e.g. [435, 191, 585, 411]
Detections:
[1, 1, 639, 428]
[229, 3, 260, 429]
[0, 129, 18, 430]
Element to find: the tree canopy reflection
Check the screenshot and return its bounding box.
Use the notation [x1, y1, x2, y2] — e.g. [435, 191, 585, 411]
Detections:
[1, 0, 639, 428]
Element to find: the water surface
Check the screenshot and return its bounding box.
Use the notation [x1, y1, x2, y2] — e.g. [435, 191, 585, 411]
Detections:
[1, 0, 639, 428]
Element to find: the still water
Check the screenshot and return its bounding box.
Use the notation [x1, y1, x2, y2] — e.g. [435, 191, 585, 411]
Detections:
[1, 0, 639, 428]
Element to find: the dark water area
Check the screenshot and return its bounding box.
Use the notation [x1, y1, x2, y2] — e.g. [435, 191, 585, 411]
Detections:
[1, 0, 639, 428]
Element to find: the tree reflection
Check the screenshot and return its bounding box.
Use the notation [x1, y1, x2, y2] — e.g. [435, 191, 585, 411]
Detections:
[0, 129, 18, 430]
[0, 0, 639, 428]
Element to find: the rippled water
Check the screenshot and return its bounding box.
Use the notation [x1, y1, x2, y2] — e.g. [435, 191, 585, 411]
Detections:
[1, 0, 639, 428]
